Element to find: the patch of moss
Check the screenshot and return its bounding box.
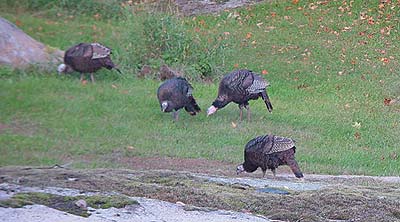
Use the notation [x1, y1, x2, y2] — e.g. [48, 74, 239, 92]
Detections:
[85, 195, 138, 209]
[0, 197, 33, 208]
[393, 210, 400, 219]
[0, 192, 138, 217]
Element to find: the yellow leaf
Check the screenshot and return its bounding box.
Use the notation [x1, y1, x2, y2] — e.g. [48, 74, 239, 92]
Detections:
[231, 122, 237, 128]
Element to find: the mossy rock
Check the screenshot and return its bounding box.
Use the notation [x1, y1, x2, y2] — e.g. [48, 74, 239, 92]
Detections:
[0, 192, 139, 217]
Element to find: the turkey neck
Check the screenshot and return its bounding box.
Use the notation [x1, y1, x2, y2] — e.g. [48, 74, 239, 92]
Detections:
[212, 96, 230, 109]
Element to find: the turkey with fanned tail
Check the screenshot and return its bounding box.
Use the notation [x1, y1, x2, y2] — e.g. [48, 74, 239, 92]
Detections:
[236, 134, 304, 178]
[207, 69, 273, 121]
[157, 77, 201, 121]
[57, 43, 121, 82]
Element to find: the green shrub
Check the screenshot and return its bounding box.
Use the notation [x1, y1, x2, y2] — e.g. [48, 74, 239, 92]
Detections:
[143, 15, 191, 64]
[122, 11, 230, 80]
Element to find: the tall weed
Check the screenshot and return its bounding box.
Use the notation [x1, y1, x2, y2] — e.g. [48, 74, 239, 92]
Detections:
[121, 10, 230, 80]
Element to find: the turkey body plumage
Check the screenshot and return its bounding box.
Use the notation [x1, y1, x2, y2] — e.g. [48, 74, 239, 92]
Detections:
[157, 77, 201, 121]
[207, 69, 273, 121]
[237, 135, 304, 178]
[59, 43, 121, 82]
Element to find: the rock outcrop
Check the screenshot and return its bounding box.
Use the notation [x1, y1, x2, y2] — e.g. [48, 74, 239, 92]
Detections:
[0, 17, 64, 71]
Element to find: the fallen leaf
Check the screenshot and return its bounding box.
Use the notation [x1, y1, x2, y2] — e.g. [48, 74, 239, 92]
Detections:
[111, 84, 118, 89]
[381, 57, 390, 64]
[384, 98, 392, 106]
[297, 83, 309, 89]
[81, 80, 88, 85]
[352, 122, 361, 129]
[292, 0, 299, 4]
[261, 69, 268, 75]
[309, 3, 318, 10]
[246, 32, 252, 39]
[15, 20, 22, 27]
[234, 63, 239, 68]
[231, 122, 237, 128]
[354, 132, 361, 140]
[384, 98, 398, 106]
[94, 13, 101, 19]
[342, 26, 351, 32]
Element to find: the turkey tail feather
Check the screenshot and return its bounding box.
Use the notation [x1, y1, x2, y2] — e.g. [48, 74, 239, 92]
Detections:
[286, 157, 304, 178]
[261, 90, 273, 112]
[115, 67, 122, 74]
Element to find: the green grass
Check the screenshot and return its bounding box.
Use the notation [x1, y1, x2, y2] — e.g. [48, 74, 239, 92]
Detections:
[0, 0, 399, 176]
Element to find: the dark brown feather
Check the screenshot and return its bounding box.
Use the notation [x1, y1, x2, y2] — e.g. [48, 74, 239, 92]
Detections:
[64, 43, 118, 75]
[241, 135, 303, 178]
[157, 77, 201, 118]
[211, 69, 273, 115]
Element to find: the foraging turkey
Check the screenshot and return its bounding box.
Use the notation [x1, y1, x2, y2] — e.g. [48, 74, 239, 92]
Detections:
[157, 77, 201, 121]
[57, 43, 121, 82]
[236, 134, 304, 178]
[207, 69, 273, 121]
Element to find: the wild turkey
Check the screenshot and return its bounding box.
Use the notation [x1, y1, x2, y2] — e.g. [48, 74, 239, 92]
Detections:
[207, 69, 273, 121]
[236, 134, 304, 178]
[57, 43, 121, 82]
[157, 77, 201, 121]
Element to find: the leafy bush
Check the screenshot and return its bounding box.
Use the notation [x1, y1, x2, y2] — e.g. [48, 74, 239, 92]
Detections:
[122, 12, 230, 80]
[143, 15, 191, 64]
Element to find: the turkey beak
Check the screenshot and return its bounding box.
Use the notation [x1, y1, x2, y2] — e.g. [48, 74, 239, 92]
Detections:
[57, 64, 66, 75]
[161, 102, 168, 112]
[207, 106, 218, 116]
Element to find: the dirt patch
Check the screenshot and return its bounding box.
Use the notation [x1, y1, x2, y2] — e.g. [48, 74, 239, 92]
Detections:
[120, 156, 237, 176]
[0, 120, 41, 137]
[75, 154, 296, 178]
[0, 192, 138, 217]
[1, 167, 399, 222]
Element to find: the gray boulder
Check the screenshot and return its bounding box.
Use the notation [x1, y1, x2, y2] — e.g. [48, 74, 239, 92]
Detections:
[0, 17, 64, 70]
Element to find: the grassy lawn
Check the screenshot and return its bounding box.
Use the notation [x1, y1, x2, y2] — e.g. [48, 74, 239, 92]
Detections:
[0, 0, 399, 176]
